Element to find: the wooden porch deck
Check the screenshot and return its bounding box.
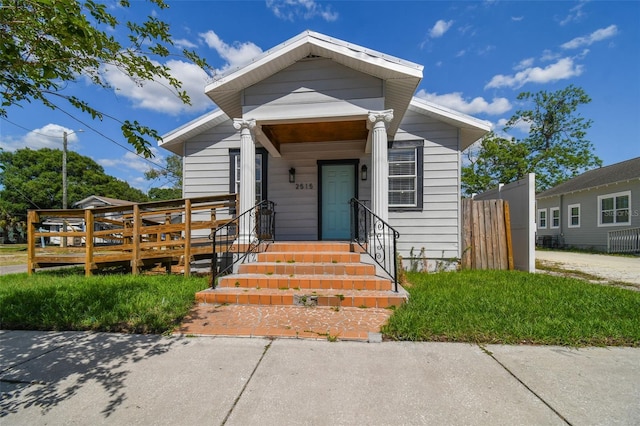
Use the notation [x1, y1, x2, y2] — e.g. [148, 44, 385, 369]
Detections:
[27, 195, 237, 276]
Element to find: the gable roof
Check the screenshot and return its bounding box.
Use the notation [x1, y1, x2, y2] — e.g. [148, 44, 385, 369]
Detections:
[73, 195, 134, 208]
[537, 157, 640, 199]
[205, 30, 423, 137]
[408, 97, 491, 150]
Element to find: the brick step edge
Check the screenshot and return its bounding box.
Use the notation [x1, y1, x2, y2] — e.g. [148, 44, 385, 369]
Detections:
[265, 242, 352, 253]
[217, 274, 393, 291]
[238, 262, 376, 276]
[257, 253, 362, 263]
[196, 288, 407, 309]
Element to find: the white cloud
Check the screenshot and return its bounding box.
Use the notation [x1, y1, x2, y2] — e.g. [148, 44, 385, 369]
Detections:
[416, 90, 512, 115]
[456, 49, 466, 57]
[496, 117, 531, 134]
[514, 57, 535, 70]
[485, 57, 584, 89]
[558, 1, 587, 26]
[98, 149, 164, 190]
[266, 0, 338, 22]
[561, 24, 618, 49]
[173, 38, 198, 49]
[103, 59, 212, 115]
[0, 124, 81, 152]
[511, 16, 524, 22]
[199, 30, 263, 74]
[541, 49, 560, 62]
[429, 19, 454, 38]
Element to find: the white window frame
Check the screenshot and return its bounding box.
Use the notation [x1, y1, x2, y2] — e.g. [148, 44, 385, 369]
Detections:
[568, 203, 580, 228]
[550, 207, 560, 229]
[388, 141, 423, 210]
[537, 208, 547, 229]
[598, 190, 631, 227]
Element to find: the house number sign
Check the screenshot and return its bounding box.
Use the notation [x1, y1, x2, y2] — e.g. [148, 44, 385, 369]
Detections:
[295, 183, 314, 190]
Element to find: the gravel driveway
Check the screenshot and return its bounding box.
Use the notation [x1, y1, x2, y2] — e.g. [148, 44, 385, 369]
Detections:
[536, 250, 640, 288]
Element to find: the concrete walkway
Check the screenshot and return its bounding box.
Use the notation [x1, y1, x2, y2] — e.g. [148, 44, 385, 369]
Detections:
[1, 331, 638, 425]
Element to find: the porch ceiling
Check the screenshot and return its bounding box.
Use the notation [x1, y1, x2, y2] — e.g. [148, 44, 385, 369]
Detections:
[261, 120, 368, 144]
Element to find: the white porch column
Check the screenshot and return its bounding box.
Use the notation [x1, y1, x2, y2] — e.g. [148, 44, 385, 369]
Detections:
[233, 118, 256, 243]
[368, 109, 394, 223]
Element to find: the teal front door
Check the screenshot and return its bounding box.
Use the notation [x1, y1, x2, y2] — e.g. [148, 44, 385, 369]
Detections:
[319, 163, 356, 240]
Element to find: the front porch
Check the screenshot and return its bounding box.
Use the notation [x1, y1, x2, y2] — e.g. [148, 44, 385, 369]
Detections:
[179, 241, 408, 341]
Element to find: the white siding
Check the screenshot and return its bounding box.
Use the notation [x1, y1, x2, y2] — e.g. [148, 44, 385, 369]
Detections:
[243, 58, 384, 119]
[182, 120, 239, 199]
[537, 180, 640, 251]
[391, 110, 461, 259]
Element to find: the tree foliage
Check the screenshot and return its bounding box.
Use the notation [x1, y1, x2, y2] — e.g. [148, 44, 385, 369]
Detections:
[0, 0, 209, 157]
[0, 148, 148, 219]
[462, 85, 602, 195]
[144, 154, 182, 200]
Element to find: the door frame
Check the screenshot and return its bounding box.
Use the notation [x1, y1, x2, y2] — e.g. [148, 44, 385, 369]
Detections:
[317, 159, 359, 240]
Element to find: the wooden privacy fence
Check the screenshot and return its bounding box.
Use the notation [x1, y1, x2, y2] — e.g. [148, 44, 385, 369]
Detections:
[461, 199, 514, 270]
[27, 195, 237, 276]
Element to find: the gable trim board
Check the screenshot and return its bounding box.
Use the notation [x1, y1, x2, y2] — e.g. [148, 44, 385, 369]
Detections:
[160, 31, 492, 265]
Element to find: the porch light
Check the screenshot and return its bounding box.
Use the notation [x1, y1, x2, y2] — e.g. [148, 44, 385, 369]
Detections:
[289, 167, 296, 183]
[360, 164, 368, 181]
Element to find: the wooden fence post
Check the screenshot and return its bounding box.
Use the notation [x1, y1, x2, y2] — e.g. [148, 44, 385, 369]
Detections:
[27, 210, 39, 275]
[84, 209, 94, 276]
[132, 204, 141, 275]
[184, 199, 192, 277]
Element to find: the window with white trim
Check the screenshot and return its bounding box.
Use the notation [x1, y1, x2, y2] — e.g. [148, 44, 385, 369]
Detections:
[537, 209, 547, 229]
[568, 204, 580, 228]
[388, 140, 423, 210]
[550, 207, 560, 229]
[598, 191, 631, 226]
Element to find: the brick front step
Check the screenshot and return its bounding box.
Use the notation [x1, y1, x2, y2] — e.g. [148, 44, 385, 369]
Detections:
[217, 273, 393, 291]
[195, 287, 406, 309]
[238, 262, 376, 276]
[257, 252, 361, 263]
[265, 242, 352, 253]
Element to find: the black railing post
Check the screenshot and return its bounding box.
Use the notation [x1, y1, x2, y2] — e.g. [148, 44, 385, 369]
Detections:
[349, 198, 400, 291]
[210, 200, 275, 288]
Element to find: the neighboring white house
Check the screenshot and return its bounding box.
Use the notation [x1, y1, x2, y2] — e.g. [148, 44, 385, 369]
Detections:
[73, 195, 134, 210]
[536, 157, 640, 253]
[160, 31, 491, 264]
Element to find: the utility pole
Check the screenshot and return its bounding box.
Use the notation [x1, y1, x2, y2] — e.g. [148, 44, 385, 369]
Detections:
[62, 131, 68, 210]
[60, 129, 82, 247]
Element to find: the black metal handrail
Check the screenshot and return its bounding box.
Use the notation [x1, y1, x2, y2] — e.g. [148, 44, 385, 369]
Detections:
[350, 198, 400, 292]
[209, 200, 275, 287]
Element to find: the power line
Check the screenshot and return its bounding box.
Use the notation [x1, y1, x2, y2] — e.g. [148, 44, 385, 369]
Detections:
[1, 116, 178, 179]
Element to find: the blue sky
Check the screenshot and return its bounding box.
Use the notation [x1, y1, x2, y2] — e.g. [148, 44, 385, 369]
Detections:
[1, 0, 639, 192]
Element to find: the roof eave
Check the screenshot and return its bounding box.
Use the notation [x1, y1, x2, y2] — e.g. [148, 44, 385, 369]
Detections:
[408, 97, 492, 149]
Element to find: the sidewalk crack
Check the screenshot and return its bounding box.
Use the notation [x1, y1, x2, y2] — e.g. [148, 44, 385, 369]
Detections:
[220, 338, 273, 426]
[478, 345, 572, 426]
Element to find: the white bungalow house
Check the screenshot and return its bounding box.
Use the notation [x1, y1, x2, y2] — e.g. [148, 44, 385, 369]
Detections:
[161, 31, 491, 268]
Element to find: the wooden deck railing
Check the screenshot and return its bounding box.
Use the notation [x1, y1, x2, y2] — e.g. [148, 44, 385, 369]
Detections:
[27, 195, 238, 276]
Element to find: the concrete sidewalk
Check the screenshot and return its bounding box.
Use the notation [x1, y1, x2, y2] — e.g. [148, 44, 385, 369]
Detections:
[1, 331, 638, 425]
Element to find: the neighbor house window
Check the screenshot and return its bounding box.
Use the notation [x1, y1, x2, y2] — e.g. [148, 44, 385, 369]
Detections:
[598, 191, 631, 226]
[568, 204, 580, 228]
[537, 209, 547, 229]
[550, 207, 560, 229]
[229, 148, 268, 206]
[388, 141, 423, 210]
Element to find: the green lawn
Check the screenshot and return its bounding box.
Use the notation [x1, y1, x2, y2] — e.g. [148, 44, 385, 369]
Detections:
[383, 270, 640, 347]
[0, 270, 208, 334]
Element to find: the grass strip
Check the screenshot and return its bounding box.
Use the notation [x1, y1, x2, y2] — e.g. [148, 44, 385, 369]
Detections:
[383, 270, 640, 347]
[0, 270, 208, 334]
